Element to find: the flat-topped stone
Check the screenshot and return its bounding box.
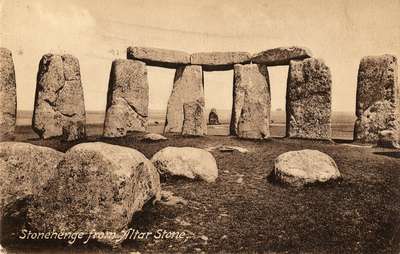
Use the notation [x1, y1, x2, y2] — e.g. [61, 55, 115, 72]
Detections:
[164, 65, 205, 133]
[190, 52, 251, 71]
[230, 64, 271, 139]
[127, 46, 190, 68]
[252, 46, 312, 66]
[103, 59, 149, 137]
[286, 58, 332, 140]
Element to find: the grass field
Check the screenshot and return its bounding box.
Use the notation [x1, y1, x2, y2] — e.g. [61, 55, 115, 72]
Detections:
[4, 111, 400, 253]
[16, 110, 356, 140]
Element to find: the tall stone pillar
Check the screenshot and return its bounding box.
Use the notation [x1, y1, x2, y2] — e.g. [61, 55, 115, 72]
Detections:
[103, 59, 149, 137]
[164, 65, 205, 134]
[354, 55, 399, 143]
[286, 58, 332, 140]
[230, 64, 271, 139]
[32, 54, 86, 141]
[0, 48, 17, 141]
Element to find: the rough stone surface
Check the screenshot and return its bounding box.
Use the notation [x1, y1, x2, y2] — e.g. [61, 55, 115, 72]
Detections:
[182, 101, 206, 136]
[208, 108, 220, 125]
[0, 142, 63, 240]
[354, 55, 399, 143]
[32, 54, 86, 141]
[230, 64, 271, 139]
[286, 58, 332, 140]
[252, 46, 312, 66]
[0, 48, 17, 141]
[272, 149, 341, 187]
[127, 46, 190, 68]
[164, 65, 204, 133]
[151, 147, 218, 182]
[103, 59, 149, 137]
[190, 52, 251, 71]
[377, 130, 400, 148]
[27, 142, 160, 246]
[142, 133, 167, 141]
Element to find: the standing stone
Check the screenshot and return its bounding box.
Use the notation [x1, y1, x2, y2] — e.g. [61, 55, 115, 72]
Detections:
[208, 108, 220, 125]
[164, 65, 205, 133]
[32, 54, 86, 141]
[182, 101, 206, 136]
[230, 64, 271, 139]
[0, 48, 17, 141]
[103, 59, 149, 137]
[286, 58, 332, 140]
[354, 55, 399, 143]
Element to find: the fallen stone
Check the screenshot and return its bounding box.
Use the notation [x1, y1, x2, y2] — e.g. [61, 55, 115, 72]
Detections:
[32, 54, 86, 141]
[27, 142, 160, 246]
[354, 55, 399, 143]
[377, 130, 400, 149]
[208, 108, 220, 125]
[151, 147, 218, 182]
[182, 101, 206, 136]
[252, 46, 312, 66]
[272, 149, 341, 187]
[230, 64, 271, 139]
[190, 52, 251, 71]
[103, 59, 149, 137]
[205, 145, 249, 153]
[0, 48, 17, 141]
[286, 58, 332, 140]
[218, 145, 249, 153]
[164, 65, 204, 133]
[142, 133, 167, 141]
[159, 190, 188, 206]
[127, 46, 190, 69]
[0, 142, 63, 241]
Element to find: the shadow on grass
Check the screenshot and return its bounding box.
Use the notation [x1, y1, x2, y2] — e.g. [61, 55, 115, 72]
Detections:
[374, 151, 400, 159]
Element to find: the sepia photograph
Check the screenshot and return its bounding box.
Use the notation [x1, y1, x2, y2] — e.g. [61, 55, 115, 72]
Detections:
[0, 0, 399, 253]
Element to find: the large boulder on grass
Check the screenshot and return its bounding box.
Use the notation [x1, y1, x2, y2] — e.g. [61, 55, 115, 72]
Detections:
[27, 142, 160, 246]
[272, 149, 340, 187]
[151, 147, 218, 182]
[0, 142, 64, 241]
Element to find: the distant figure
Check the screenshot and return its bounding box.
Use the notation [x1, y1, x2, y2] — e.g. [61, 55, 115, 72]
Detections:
[208, 108, 220, 125]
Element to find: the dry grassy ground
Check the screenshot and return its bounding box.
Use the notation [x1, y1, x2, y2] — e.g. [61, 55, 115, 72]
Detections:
[3, 132, 400, 254]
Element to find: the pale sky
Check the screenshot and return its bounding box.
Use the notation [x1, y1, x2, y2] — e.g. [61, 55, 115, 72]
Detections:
[0, 0, 399, 112]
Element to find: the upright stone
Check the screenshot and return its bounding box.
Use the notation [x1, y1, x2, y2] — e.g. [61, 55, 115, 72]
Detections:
[182, 101, 206, 136]
[208, 108, 220, 125]
[230, 64, 271, 139]
[103, 59, 149, 137]
[32, 54, 86, 141]
[0, 48, 17, 141]
[164, 65, 205, 134]
[354, 55, 399, 143]
[286, 58, 332, 140]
